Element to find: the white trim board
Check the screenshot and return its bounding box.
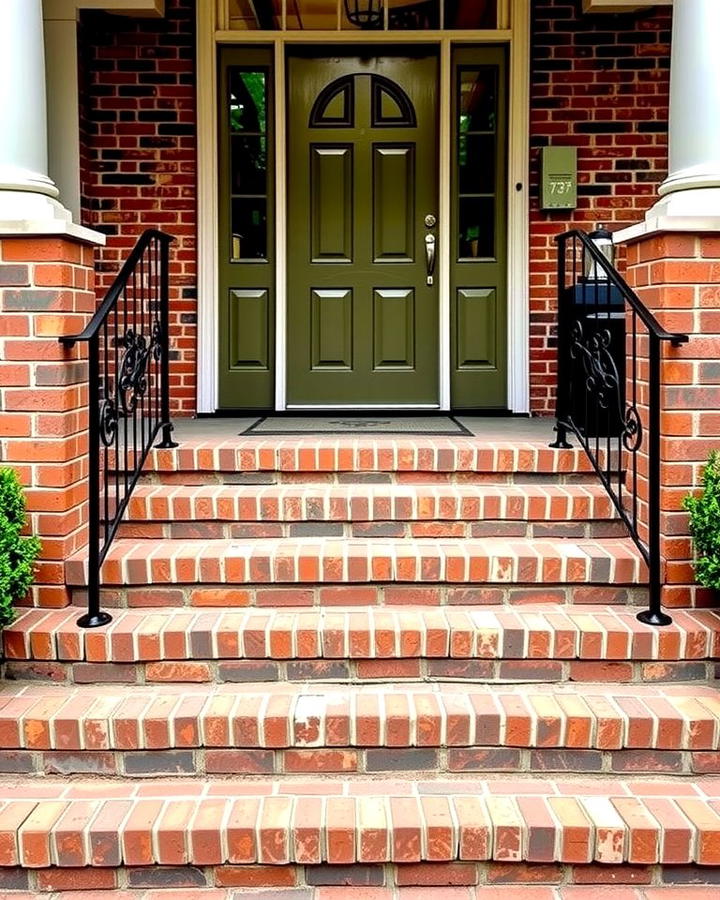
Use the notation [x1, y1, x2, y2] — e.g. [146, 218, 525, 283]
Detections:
[196, 4, 531, 414]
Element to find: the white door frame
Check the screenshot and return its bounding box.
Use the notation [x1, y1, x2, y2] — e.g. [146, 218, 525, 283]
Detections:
[196, 0, 529, 413]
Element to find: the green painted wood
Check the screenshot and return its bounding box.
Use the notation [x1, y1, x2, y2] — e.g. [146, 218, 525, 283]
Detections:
[218, 47, 275, 409]
[287, 52, 439, 406]
[450, 46, 508, 409]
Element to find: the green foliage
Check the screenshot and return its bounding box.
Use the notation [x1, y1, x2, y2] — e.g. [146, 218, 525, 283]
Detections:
[0, 468, 41, 628]
[683, 450, 720, 590]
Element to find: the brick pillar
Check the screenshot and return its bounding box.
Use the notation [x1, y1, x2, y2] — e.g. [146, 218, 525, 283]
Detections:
[0, 235, 98, 609]
[625, 231, 720, 609]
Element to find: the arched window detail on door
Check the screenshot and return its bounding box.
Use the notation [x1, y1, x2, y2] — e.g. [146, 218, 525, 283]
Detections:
[371, 75, 417, 127]
[309, 75, 355, 127]
[309, 73, 417, 129]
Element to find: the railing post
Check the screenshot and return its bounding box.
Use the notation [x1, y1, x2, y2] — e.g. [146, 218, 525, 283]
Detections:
[76, 334, 112, 629]
[551, 233, 572, 449]
[157, 235, 178, 449]
[637, 336, 672, 626]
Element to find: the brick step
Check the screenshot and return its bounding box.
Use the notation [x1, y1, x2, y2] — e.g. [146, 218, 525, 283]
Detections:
[1, 891, 718, 900]
[1, 777, 720, 869]
[126, 483, 619, 524]
[145, 437, 597, 478]
[4, 607, 718, 685]
[118, 521, 627, 541]
[1, 682, 718, 778]
[64, 538, 647, 587]
[4, 891, 720, 900]
[72, 582, 650, 611]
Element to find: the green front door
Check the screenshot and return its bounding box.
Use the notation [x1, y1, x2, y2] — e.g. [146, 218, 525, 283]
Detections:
[287, 52, 439, 406]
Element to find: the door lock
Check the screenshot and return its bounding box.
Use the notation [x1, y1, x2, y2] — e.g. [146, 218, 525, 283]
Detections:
[424, 214, 437, 228]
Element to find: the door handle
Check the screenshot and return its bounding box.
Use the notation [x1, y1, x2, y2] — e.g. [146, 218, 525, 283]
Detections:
[425, 233, 436, 286]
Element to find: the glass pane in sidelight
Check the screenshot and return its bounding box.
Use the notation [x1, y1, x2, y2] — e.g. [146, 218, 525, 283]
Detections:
[287, 0, 340, 29]
[458, 196, 495, 260]
[459, 67, 497, 134]
[458, 135, 496, 194]
[444, 0, 497, 29]
[231, 136, 267, 194]
[228, 0, 282, 29]
[229, 71, 267, 133]
[232, 198, 268, 260]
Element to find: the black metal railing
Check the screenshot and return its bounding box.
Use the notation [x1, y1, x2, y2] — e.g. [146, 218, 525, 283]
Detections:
[551, 229, 688, 627]
[60, 229, 177, 628]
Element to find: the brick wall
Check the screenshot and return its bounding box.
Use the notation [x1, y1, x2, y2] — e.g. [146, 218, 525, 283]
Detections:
[529, 0, 671, 414]
[0, 236, 98, 609]
[78, 0, 196, 415]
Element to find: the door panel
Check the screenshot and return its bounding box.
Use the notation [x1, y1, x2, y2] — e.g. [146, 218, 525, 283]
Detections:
[311, 146, 354, 262]
[287, 52, 439, 406]
[373, 288, 415, 369]
[229, 288, 269, 369]
[456, 287, 496, 369]
[311, 289, 353, 370]
[373, 146, 415, 261]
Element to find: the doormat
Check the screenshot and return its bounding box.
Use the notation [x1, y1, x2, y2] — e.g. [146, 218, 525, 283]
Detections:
[241, 416, 471, 436]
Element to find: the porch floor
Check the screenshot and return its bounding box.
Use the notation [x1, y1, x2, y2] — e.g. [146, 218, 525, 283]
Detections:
[171, 415, 555, 443]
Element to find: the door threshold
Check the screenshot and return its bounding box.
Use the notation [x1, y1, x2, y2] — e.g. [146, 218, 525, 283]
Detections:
[285, 404, 444, 411]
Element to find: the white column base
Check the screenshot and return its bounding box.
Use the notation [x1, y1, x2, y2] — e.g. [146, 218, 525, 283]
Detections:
[643, 186, 720, 225]
[0, 188, 73, 231]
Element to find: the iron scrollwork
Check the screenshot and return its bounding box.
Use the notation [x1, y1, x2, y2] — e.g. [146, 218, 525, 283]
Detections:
[569, 318, 642, 453]
[117, 323, 163, 416]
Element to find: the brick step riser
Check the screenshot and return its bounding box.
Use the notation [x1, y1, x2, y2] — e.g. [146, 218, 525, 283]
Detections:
[4, 747, 718, 780]
[116, 521, 629, 541]
[68, 584, 647, 610]
[7, 862, 720, 894]
[143, 471, 604, 487]
[4, 658, 713, 686]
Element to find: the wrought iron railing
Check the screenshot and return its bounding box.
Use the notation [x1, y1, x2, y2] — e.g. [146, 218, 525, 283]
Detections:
[60, 229, 177, 628]
[551, 229, 688, 626]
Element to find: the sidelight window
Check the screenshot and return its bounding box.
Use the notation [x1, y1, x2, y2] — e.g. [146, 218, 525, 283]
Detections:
[229, 69, 269, 261]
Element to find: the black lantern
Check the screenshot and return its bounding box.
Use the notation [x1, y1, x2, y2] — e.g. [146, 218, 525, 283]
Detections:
[344, 0, 384, 29]
[584, 224, 615, 281]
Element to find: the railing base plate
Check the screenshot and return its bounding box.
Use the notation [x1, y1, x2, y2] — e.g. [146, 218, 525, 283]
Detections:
[77, 611, 113, 629]
[636, 608, 673, 627]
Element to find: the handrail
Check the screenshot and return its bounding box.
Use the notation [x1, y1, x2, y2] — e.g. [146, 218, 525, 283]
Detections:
[60, 229, 178, 628]
[551, 228, 688, 628]
[557, 230, 688, 346]
[61, 230, 174, 346]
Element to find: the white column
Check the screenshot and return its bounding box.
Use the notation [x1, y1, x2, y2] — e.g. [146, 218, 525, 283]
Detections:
[0, 0, 70, 224]
[652, 0, 720, 218]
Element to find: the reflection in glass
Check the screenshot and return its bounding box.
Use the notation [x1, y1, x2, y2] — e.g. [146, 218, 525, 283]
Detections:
[232, 199, 268, 260]
[459, 197, 494, 259]
[458, 135, 495, 194]
[228, 0, 282, 29]
[227, 0, 499, 31]
[459, 68, 497, 133]
[287, 0, 339, 29]
[445, 0, 496, 29]
[388, 0, 440, 29]
[229, 71, 267, 133]
[232, 136, 267, 194]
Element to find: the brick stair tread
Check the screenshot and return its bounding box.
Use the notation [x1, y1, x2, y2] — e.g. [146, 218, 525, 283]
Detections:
[147, 437, 596, 474]
[2, 680, 719, 752]
[1, 776, 720, 866]
[5, 606, 719, 664]
[64, 537, 646, 586]
[1, 891, 718, 900]
[127, 483, 617, 523]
